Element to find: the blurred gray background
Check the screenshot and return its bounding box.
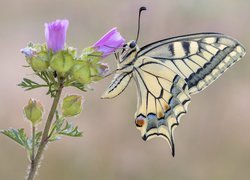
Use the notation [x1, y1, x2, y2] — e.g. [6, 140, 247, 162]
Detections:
[0, 0, 250, 179]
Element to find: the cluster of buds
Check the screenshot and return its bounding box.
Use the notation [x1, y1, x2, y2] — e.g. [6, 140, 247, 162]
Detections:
[21, 20, 125, 86]
[23, 95, 84, 126]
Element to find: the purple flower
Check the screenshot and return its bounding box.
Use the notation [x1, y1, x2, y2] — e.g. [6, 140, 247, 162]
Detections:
[45, 19, 69, 53]
[93, 27, 125, 58]
[20, 47, 36, 57]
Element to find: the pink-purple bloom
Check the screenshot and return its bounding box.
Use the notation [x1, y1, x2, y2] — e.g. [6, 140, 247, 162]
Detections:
[93, 27, 125, 58]
[45, 19, 69, 53]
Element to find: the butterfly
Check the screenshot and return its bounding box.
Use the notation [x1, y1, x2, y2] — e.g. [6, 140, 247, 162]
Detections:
[102, 7, 246, 156]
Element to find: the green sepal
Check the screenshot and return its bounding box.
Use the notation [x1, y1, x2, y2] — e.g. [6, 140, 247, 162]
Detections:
[91, 76, 103, 81]
[30, 51, 49, 72]
[71, 61, 91, 84]
[24, 99, 44, 125]
[62, 95, 83, 117]
[67, 47, 77, 58]
[80, 47, 103, 62]
[89, 65, 99, 76]
[50, 51, 75, 73]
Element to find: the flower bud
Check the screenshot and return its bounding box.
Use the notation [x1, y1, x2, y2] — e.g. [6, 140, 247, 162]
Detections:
[50, 51, 74, 73]
[97, 63, 109, 77]
[71, 61, 91, 84]
[30, 51, 49, 72]
[89, 63, 109, 81]
[24, 99, 44, 125]
[62, 95, 83, 117]
[21, 47, 37, 58]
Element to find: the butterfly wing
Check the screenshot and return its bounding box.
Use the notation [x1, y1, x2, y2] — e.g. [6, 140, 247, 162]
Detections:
[137, 33, 246, 94]
[133, 57, 191, 156]
[102, 72, 132, 99]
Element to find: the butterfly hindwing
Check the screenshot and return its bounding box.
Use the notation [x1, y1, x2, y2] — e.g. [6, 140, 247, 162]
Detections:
[137, 33, 246, 94]
[133, 57, 191, 155]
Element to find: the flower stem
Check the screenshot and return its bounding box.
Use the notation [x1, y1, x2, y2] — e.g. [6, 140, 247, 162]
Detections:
[26, 82, 63, 180]
[31, 125, 35, 161]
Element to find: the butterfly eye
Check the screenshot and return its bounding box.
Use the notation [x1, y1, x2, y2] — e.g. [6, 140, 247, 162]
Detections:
[129, 41, 136, 49]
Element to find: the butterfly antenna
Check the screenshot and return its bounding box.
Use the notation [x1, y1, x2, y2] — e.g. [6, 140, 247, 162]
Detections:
[135, 6, 147, 43]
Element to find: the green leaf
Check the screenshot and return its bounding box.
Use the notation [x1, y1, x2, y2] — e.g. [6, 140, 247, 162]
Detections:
[58, 121, 82, 137]
[48, 135, 61, 142]
[51, 111, 65, 132]
[48, 111, 82, 142]
[35, 131, 42, 146]
[1, 128, 31, 150]
[36, 72, 58, 97]
[48, 111, 65, 142]
[18, 78, 48, 91]
[70, 82, 88, 92]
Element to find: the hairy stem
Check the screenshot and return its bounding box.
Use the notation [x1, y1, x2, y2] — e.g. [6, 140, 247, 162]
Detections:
[26, 83, 63, 180]
[31, 125, 35, 161]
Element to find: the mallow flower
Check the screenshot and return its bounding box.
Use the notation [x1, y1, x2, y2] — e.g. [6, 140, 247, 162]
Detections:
[93, 27, 125, 58]
[45, 19, 69, 53]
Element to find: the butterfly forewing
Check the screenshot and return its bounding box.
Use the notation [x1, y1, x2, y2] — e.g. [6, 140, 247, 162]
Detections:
[133, 57, 191, 155]
[137, 33, 246, 94]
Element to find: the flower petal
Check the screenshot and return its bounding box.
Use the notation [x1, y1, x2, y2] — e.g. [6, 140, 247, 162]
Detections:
[45, 19, 69, 53]
[93, 27, 125, 58]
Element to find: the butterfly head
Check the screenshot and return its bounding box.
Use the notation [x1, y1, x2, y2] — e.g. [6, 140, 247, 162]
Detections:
[127, 40, 137, 49]
[118, 40, 139, 63]
[115, 7, 147, 67]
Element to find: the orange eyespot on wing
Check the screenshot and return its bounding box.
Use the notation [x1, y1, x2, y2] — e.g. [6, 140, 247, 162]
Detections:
[135, 116, 145, 127]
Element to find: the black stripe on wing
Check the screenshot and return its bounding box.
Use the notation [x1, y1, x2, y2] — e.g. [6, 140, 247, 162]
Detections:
[137, 32, 223, 57]
[136, 33, 245, 95]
